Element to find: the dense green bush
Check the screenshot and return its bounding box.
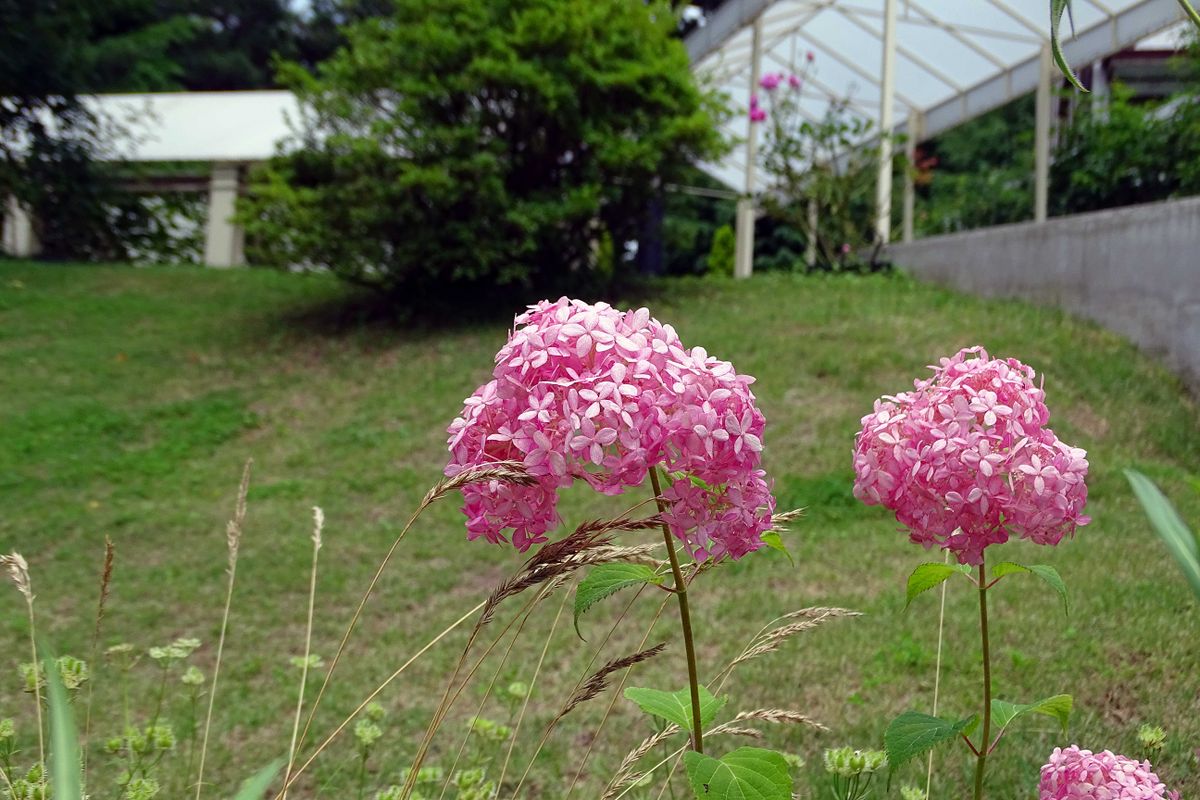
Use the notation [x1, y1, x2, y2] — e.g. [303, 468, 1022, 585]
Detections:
[662, 166, 736, 277]
[759, 89, 885, 270]
[912, 97, 1035, 236]
[705, 224, 735, 276]
[1051, 86, 1200, 214]
[238, 0, 727, 298]
[916, 49, 1200, 232]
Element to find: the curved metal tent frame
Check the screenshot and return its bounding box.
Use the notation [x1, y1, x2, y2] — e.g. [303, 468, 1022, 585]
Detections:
[684, 0, 1190, 276]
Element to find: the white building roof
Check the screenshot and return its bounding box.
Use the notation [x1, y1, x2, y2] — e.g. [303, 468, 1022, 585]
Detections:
[686, 0, 1191, 190]
[87, 90, 299, 162]
[74, 2, 1188, 175]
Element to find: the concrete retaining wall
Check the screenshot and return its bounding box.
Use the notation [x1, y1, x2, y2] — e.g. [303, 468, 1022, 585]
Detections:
[887, 196, 1200, 390]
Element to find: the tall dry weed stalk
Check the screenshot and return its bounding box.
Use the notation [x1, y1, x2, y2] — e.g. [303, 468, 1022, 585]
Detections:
[292, 462, 536, 762]
[194, 458, 252, 800]
[632, 604, 860, 798]
[83, 537, 115, 778]
[283, 507, 324, 800]
[2, 553, 44, 779]
[275, 463, 543, 800]
[399, 513, 662, 800]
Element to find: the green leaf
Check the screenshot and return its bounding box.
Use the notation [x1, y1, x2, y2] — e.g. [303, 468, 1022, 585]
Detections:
[991, 562, 1069, 614]
[574, 564, 663, 638]
[683, 747, 793, 800]
[43, 653, 81, 800]
[1177, 0, 1200, 28]
[884, 711, 977, 770]
[624, 685, 726, 732]
[759, 531, 794, 567]
[1126, 469, 1200, 601]
[1050, 0, 1087, 91]
[904, 562, 970, 609]
[233, 758, 285, 800]
[991, 694, 1072, 736]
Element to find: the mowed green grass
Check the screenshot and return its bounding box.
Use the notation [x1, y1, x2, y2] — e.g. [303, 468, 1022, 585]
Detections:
[1, 260, 1198, 799]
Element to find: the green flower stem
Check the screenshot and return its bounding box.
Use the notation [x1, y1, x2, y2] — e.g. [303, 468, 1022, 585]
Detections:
[973, 554, 993, 800]
[649, 467, 704, 754]
[1179, 0, 1200, 28]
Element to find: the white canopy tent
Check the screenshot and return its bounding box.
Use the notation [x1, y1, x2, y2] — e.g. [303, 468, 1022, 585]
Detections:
[684, 0, 1192, 277]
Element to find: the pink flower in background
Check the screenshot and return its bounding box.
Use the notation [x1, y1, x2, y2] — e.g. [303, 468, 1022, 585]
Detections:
[839, 243, 851, 255]
[1039, 746, 1174, 799]
[806, 50, 815, 62]
[749, 94, 767, 122]
[759, 72, 783, 91]
[788, 73, 802, 89]
[852, 347, 1089, 564]
[446, 298, 775, 560]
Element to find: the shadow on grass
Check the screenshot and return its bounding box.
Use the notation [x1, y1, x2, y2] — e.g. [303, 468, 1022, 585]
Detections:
[270, 282, 512, 344]
[267, 272, 699, 343]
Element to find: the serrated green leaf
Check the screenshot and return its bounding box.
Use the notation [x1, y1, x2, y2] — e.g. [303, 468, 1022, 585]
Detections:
[884, 711, 977, 770]
[1126, 469, 1200, 601]
[574, 564, 663, 638]
[904, 562, 969, 609]
[624, 685, 725, 732]
[233, 758, 285, 800]
[759, 531, 794, 567]
[684, 747, 793, 800]
[991, 562, 1069, 614]
[991, 694, 1072, 736]
[1050, 0, 1087, 91]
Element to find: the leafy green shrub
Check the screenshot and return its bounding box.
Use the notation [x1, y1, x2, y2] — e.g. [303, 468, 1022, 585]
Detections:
[705, 224, 735, 276]
[757, 78, 893, 272]
[1051, 85, 1200, 215]
[239, 0, 726, 298]
[913, 97, 1034, 235]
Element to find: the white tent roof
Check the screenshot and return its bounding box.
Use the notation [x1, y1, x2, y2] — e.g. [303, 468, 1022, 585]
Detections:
[687, 0, 1191, 190]
[87, 90, 299, 162]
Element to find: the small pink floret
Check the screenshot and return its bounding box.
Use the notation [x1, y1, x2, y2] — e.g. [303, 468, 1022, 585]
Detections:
[760, 72, 783, 90]
[852, 346, 1089, 564]
[446, 298, 775, 560]
[1039, 746, 1174, 799]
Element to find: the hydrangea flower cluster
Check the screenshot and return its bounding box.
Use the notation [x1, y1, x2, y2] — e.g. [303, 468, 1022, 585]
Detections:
[852, 347, 1089, 565]
[1039, 746, 1176, 799]
[446, 298, 775, 560]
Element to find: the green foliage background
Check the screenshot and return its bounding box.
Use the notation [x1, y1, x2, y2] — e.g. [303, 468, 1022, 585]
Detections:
[238, 0, 727, 297]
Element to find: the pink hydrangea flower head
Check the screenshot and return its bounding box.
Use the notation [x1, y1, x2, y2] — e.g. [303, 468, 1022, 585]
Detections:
[852, 346, 1089, 564]
[788, 73, 802, 89]
[446, 298, 775, 560]
[1040, 746, 1174, 799]
[760, 72, 783, 91]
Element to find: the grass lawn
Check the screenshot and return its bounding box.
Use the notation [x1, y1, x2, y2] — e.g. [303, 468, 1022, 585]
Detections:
[1, 260, 1198, 799]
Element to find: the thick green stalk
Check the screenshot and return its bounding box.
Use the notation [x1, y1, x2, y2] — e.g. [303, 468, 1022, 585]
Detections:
[973, 554, 992, 800]
[1178, 0, 1200, 28]
[648, 468, 704, 754]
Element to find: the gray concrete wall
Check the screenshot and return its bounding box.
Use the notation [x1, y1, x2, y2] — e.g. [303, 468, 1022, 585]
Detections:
[887, 196, 1200, 390]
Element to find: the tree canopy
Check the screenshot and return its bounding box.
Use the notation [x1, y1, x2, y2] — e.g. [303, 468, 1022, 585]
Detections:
[238, 0, 728, 297]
